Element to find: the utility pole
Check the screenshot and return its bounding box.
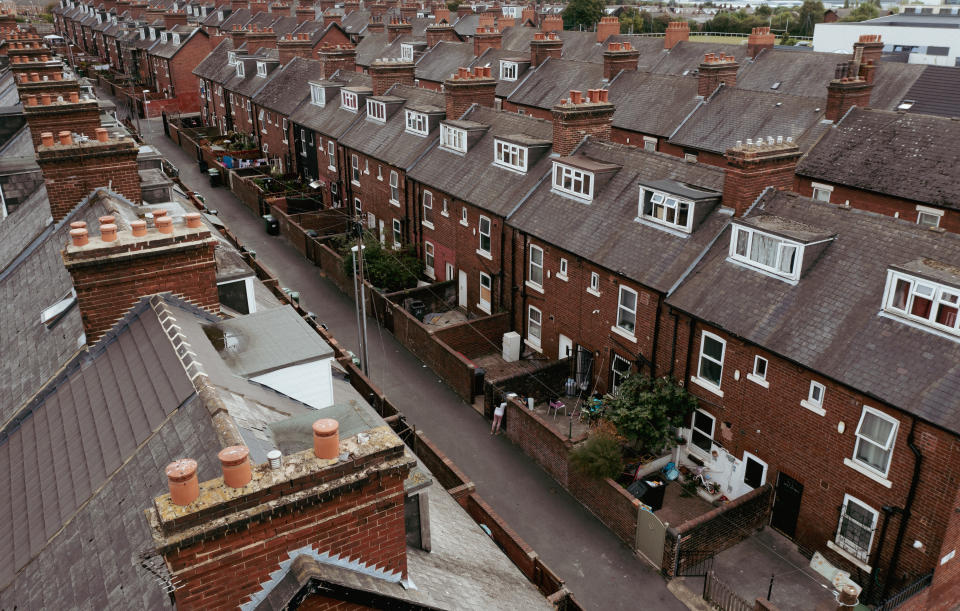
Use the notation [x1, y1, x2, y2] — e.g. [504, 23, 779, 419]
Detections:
[351, 213, 370, 376]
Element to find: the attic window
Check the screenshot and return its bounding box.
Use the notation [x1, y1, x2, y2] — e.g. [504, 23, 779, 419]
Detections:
[405, 110, 428, 136]
[729, 225, 802, 282]
[256, 61, 267, 77]
[150, 27, 157, 40]
[500, 60, 518, 81]
[41, 288, 77, 328]
[440, 124, 466, 153]
[227, 51, 236, 65]
[897, 100, 915, 111]
[884, 270, 959, 336]
[770, 81, 781, 90]
[401, 43, 414, 62]
[341, 90, 358, 112]
[494, 139, 527, 172]
[639, 188, 693, 233]
[235, 62, 245, 78]
[310, 83, 325, 107]
[172, 33, 180, 45]
[367, 99, 386, 122]
[218, 9, 224, 20]
[552, 162, 593, 201]
[161, 32, 168, 43]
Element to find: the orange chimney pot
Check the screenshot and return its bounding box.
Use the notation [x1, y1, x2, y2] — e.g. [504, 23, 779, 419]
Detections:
[165, 459, 199, 506]
[218, 446, 252, 488]
[312, 419, 340, 459]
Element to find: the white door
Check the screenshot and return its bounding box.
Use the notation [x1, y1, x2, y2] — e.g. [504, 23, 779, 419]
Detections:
[458, 270, 468, 308]
[445, 262, 454, 282]
[738, 452, 768, 497]
[558, 334, 573, 360]
[378, 219, 385, 244]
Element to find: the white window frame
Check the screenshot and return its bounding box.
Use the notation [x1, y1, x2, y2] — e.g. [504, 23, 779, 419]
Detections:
[478, 216, 491, 257]
[558, 257, 568, 281]
[747, 355, 769, 388]
[282, 118, 288, 143]
[552, 162, 593, 201]
[527, 245, 544, 291]
[367, 99, 386, 122]
[479, 272, 492, 314]
[689, 409, 715, 454]
[849, 406, 899, 480]
[832, 494, 879, 568]
[883, 270, 960, 336]
[499, 60, 518, 81]
[300, 128, 307, 155]
[460, 207, 468, 226]
[235, 61, 244, 78]
[526, 305, 542, 350]
[442, 199, 449, 217]
[392, 218, 402, 246]
[400, 43, 414, 62]
[341, 89, 358, 112]
[405, 110, 429, 136]
[494, 139, 528, 172]
[422, 191, 434, 228]
[389, 171, 399, 204]
[614, 285, 638, 339]
[327, 141, 336, 170]
[351, 154, 360, 184]
[227, 52, 236, 66]
[440, 124, 466, 152]
[642, 136, 657, 152]
[916, 205, 943, 228]
[354, 197, 362, 219]
[801, 380, 826, 416]
[729, 225, 803, 283]
[639, 188, 694, 233]
[692, 331, 725, 396]
[310, 83, 325, 107]
[172, 33, 180, 45]
[424, 241, 435, 279]
[256, 61, 267, 77]
[811, 182, 833, 203]
[610, 354, 631, 394]
[588, 271, 600, 296]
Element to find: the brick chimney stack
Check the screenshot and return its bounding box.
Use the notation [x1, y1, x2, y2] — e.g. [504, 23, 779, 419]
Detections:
[722, 138, 801, 217]
[541, 14, 562, 33]
[698, 53, 738, 97]
[369, 58, 415, 95]
[426, 21, 458, 47]
[603, 41, 639, 81]
[444, 65, 496, 119]
[664, 21, 689, 50]
[278, 33, 314, 63]
[746, 26, 775, 58]
[399, 2, 418, 20]
[245, 25, 277, 53]
[146, 425, 415, 610]
[230, 0, 248, 10]
[63, 209, 219, 342]
[473, 25, 502, 56]
[317, 43, 357, 78]
[164, 10, 187, 27]
[853, 33, 883, 66]
[366, 16, 385, 33]
[294, 4, 315, 22]
[230, 24, 246, 47]
[38, 128, 141, 223]
[386, 17, 412, 43]
[369, 2, 388, 18]
[825, 57, 874, 121]
[22, 91, 101, 150]
[521, 6, 535, 25]
[597, 15, 619, 43]
[552, 89, 614, 156]
[530, 31, 561, 67]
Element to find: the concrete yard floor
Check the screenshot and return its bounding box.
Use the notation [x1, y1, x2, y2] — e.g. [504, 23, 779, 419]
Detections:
[134, 114, 686, 611]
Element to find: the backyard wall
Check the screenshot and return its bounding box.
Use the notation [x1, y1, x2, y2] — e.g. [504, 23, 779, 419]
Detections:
[434, 312, 511, 360]
[485, 358, 572, 418]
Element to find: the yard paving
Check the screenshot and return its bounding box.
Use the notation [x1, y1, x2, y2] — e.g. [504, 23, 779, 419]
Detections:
[130, 111, 687, 611]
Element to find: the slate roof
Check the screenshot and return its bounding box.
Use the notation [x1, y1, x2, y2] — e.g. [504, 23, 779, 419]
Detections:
[147, 25, 201, 59]
[506, 57, 604, 111]
[415, 40, 475, 84]
[222, 49, 281, 98]
[0, 296, 221, 609]
[192, 37, 233, 81]
[651, 40, 749, 75]
[558, 30, 605, 62]
[338, 84, 445, 168]
[796, 108, 960, 210]
[339, 8, 370, 35]
[667, 190, 960, 435]
[471, 47, 533, 97]
[354, 31, 389, 67]
[606, 35, 668, 71]
[288, 70, 371, 136]
[219, 7, 251, 31]
[736, 48, 851, 97]
[253, 56, 326, 115]
[899, 65, 960, 118]
[501, 24, 536, 52]
[508, 139, 728, 293]
[608, 71, 700, 138]
[669, 86, 827, 154]
[407, 105, 553, 217]
[869, 62, 925, 111]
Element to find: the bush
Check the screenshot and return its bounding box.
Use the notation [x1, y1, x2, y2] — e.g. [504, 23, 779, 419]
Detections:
[605, 374, 698, 454]
[340, 233, 423, 292]
[570, 433, 624, 480]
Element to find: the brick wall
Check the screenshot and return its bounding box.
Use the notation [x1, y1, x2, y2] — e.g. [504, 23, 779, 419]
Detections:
[341, 148, 411, 248]
[910, 476, 960, 609]
[485, 358, 572, 417]
[23, 99, 101, 148]
[433, 311, 510, 359]
[229, 170, 269, 214]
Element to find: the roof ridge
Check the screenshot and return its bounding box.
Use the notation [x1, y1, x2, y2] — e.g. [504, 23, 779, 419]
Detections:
[149, 294, 212, 391]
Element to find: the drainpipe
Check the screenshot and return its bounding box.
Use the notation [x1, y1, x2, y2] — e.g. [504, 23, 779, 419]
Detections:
[649, 292, 663, 378]
[520, 233, 529, 342]
[880, 417, 923, 601]
[498, 221, 506, 312]
[868, 505, 901, 603]
[667, 305, 680, 378]
[682, 315, 695, 381]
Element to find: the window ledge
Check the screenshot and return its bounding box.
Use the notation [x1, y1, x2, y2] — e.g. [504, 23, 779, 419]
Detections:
[327, 166, 336, 172]
[351, 180, 361, 187]
[800, 399, 826, 416]
[746, 373, 769, 388]
[425, 269, 435, 280]
[690, 376, 724, 398]
[460, 220, 469, 227]
[524, 339, 543, 353]
[476, 249, 493, 261]
[587, 288, 601, 298]
[477, 303, 491, 315]
[525, 281, 544, 294]
[422, 221, 435, 230]
[389, 199, 400, 207]
[826, 541, 872, 572]
[843, 458, 892, 488]
[610, 325, 637, 343]
[441, 211, 450, 217]
[556, 273, 568, 282]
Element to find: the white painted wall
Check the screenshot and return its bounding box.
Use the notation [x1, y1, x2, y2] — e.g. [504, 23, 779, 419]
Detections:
[813, 22, 959, 65]
[251, 358, 335, 410]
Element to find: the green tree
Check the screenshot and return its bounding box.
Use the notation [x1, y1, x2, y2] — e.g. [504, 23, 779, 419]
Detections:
[796, 0, 825, 36]
[843, 2, 880, 21]
[341, 234, 423, 293]
[569, 432, 624, 480]
[619, 7, 644, 34]
[563, 0, 605, 30]
[755, 4, 772, 17]
[446, 0, 460, 11]
[605, 374, 698, 453]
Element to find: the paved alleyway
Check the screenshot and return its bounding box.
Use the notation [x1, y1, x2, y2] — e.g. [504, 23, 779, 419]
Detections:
[140, 116, 685, 611]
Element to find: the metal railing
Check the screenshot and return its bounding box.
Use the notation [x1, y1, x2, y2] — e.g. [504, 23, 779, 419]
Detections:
[622, 31, 812, 41]
[875, 572, 934, 611]
[704, 571, 754, 611]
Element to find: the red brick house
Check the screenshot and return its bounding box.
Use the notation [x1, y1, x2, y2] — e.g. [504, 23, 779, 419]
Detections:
[146, 25, 215, 114]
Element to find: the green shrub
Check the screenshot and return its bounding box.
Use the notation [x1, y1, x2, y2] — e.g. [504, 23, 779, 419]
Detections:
[569, 433, 624, 480]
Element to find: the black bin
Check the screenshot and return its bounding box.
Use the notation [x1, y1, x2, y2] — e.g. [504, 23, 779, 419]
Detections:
[263, 214, 279, 235]
[408, 299, 426, 321]
[207, 168, 221, 187]
[627, 475, 666, 511]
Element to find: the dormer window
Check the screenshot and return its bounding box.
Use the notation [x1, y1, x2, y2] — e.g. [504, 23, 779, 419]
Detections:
[552, 162, 593, 201]
[729, 226, 801, 282]
[227, 51, 236, 65]
[150, 28, 157, 40]
[400, 43, 414, 61]
[500, 60, 518, 81]
[172, 33, 180, 45]
[367, 99, 386, 122]
[405, 110, 428, 136]
[494, 139, 527, 172]
[310, 83, 325, 106]
[161, 32, 167, 43]
[884, 267, 959, 336]
[341, 90, 358, 112]
[235, 61, 245, 78]
[256, 61, 267, 77]
[440, 124, 466, 153]
[639, 188, 693, 233]
[218, 9, 224, 20]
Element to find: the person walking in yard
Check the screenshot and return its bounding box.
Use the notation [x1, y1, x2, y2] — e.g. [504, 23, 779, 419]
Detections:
[492, 401, 506, 434]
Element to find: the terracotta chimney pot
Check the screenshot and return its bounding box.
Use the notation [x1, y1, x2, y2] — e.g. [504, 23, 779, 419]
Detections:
[153, 209, 168, 217]
[24, 94, 36, 106]
[58, 131, 72, 145]
[69, 91, 79, 102]
[130, 220, 147, 236]
[100, 223, 117, 242]
[312, 419, 340, 459]
[218, 445, 252, 488]
[185, 212, 203, 228]
[29, 71, 39, 81]
[95, 127, 108, 142]
[165, 459, 199, 506]
[40, 93, 51, 105]
[40, 131, 54, 146]
[70, 221, 87, 230]
[69, 227, 89, 246]
[155, 216, 173, 234]
[98, 215, 116, 226]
